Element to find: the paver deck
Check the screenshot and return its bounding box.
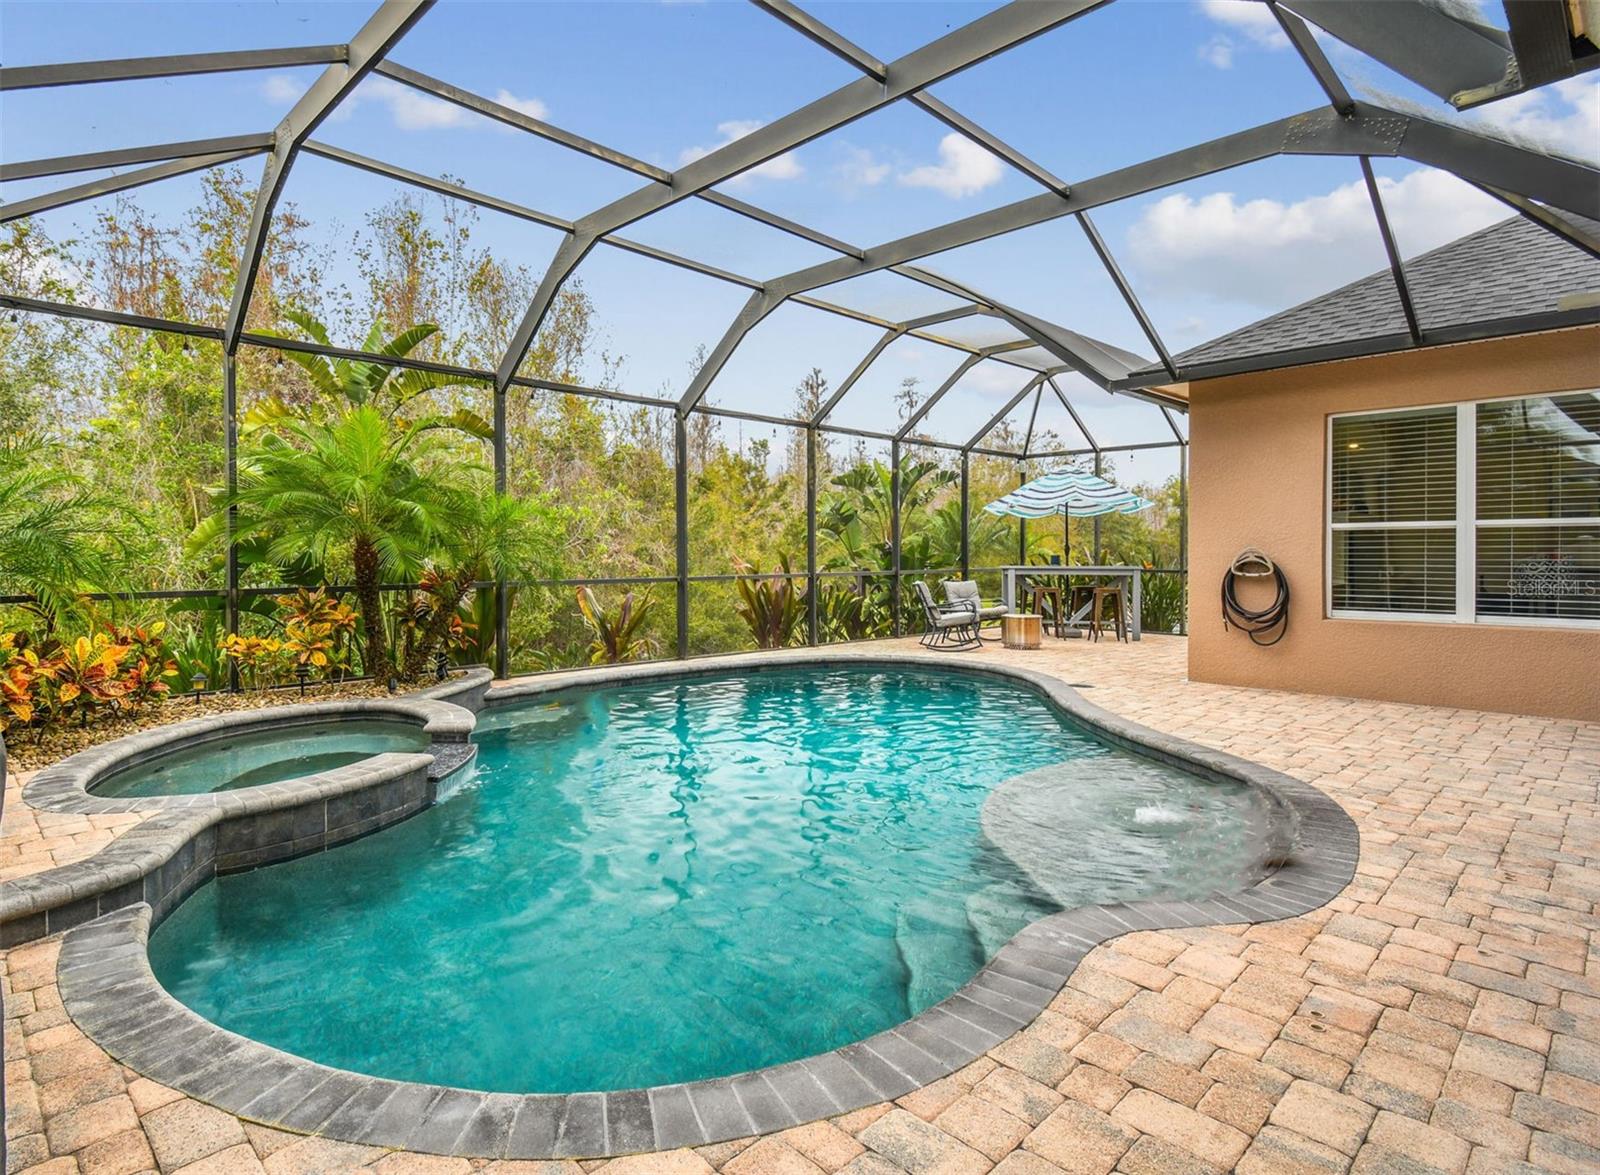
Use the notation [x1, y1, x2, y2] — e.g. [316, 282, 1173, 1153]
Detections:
[4, 634, 1597, 1174]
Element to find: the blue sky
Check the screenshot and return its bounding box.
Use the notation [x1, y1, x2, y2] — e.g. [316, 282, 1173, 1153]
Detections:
[3, 0, 1597, 471]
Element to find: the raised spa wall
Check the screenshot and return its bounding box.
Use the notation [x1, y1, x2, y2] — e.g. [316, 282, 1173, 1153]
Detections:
[0, 669, 491, 947]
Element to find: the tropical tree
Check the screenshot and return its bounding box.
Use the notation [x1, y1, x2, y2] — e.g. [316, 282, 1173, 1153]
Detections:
[0, 440, 128, 631]
[196, 405, 469, 682]
[398, 492, 564, 680]
[264, 309, 486, 425]
[818, 457, 957, 572]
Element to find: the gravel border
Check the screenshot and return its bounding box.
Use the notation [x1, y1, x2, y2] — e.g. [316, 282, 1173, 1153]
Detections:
[52, 651, 1358, 1160]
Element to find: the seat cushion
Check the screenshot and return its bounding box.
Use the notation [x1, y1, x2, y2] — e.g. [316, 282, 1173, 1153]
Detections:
[943, 580, 980, 604]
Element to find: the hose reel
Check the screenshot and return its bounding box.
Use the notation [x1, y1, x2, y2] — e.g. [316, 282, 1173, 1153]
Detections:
[1221, 547, 1290, 646]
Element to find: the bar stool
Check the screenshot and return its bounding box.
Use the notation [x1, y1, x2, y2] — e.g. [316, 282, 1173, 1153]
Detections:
[1089, 586, 1128, 643]
[1068, 584, 1096, 633]
[1024, 582, 1066, 638]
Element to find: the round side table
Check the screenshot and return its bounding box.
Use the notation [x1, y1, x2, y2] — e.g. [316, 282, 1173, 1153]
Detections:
[1001, 612, 1042, 650]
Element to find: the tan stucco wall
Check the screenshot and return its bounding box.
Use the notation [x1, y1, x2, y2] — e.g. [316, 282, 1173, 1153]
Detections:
[1186, 327, 1600, 722]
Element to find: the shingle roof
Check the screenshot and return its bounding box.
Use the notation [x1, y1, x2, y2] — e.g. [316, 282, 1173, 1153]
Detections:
[1144, 215, 1600, 376]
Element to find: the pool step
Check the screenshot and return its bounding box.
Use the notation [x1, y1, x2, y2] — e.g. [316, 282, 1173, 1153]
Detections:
[894, 899, 982, 1016]
[965, 884, 1029, 960]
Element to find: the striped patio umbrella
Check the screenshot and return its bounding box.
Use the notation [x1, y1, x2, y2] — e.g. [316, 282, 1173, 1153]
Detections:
[983, 467, 1154, 554]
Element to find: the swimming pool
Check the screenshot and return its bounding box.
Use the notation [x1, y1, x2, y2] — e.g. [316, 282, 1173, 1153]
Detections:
[90, 719, 433, 798]
[148, 665, 1279, 1094]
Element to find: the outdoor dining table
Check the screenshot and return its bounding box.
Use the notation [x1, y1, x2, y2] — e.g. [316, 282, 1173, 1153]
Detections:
[999, 565, 1143, 641]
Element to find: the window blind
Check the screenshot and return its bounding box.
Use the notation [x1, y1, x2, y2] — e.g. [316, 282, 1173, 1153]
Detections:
[1331, 407, 1456, 524]
[1475, 392, 1600, 622]
[1329, 393, 1600, 626]
[1330, 407, 1457, 615]
[1477, 393, 1600, 520]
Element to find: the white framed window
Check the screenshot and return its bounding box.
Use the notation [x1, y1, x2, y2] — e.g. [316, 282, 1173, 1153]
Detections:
[1327, 391, 1600, 628]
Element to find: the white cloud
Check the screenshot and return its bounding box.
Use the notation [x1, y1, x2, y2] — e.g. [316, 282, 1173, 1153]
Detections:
[1198, 0, 1289, 48]
[1198, 36, 1235, 69]
[1126, 166, 1506, 307]
[1374, 168, 1513, 246]
[679, 120, 803, 183]
[1464, 76, 1600, 165]
[836, 146, 890, 191]
[897, 133, 1004, 198]
[261, 74, 308, 104]
[964, 363, 1030, 396]
[365, 78, 471, 130]
[492, 89, 549, 121]
[1196, 0, 1286, 69]
[260, 74, 547, 132]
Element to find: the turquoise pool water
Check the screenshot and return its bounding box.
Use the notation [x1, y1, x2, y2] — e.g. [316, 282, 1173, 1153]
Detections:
[92, 719, 431, 797]
[148, 666, 1274, 1093]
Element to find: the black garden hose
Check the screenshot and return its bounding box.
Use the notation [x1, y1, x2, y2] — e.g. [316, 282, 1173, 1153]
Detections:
[1221, 564, 1290, 646]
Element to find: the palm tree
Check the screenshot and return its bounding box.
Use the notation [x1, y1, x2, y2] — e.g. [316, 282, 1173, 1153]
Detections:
[398, 492, 563, 680]
[195, 405, 467, 682]
[0, 440, 126, 630]
[266, 310, 472, 414]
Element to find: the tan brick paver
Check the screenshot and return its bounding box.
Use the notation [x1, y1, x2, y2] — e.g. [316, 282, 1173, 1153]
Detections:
[4, 635, 1597, 1173]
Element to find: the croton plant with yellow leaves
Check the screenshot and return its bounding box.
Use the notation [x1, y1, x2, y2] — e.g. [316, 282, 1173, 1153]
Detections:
[0, 624, 179, 734]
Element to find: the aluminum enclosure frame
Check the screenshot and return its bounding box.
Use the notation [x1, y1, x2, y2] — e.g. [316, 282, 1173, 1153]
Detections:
[4, 0, 1595, 674]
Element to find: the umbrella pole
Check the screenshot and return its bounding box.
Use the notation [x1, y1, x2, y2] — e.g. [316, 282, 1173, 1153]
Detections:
[1063, 504, 1077, 638]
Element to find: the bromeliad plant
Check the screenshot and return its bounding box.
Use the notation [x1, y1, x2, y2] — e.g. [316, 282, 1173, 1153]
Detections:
[817, 580, 869, 643]
[732, 556, 806, 649]
[1137, 566, 1186, 635]
[576, 587, 658, 665]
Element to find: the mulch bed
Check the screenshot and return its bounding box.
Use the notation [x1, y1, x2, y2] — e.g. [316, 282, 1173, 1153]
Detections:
[3, 675, 464, 774]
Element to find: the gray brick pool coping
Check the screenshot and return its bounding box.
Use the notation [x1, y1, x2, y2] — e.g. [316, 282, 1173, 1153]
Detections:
[0, 669, 491, 945]
[50, 652, 1358, 1161]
